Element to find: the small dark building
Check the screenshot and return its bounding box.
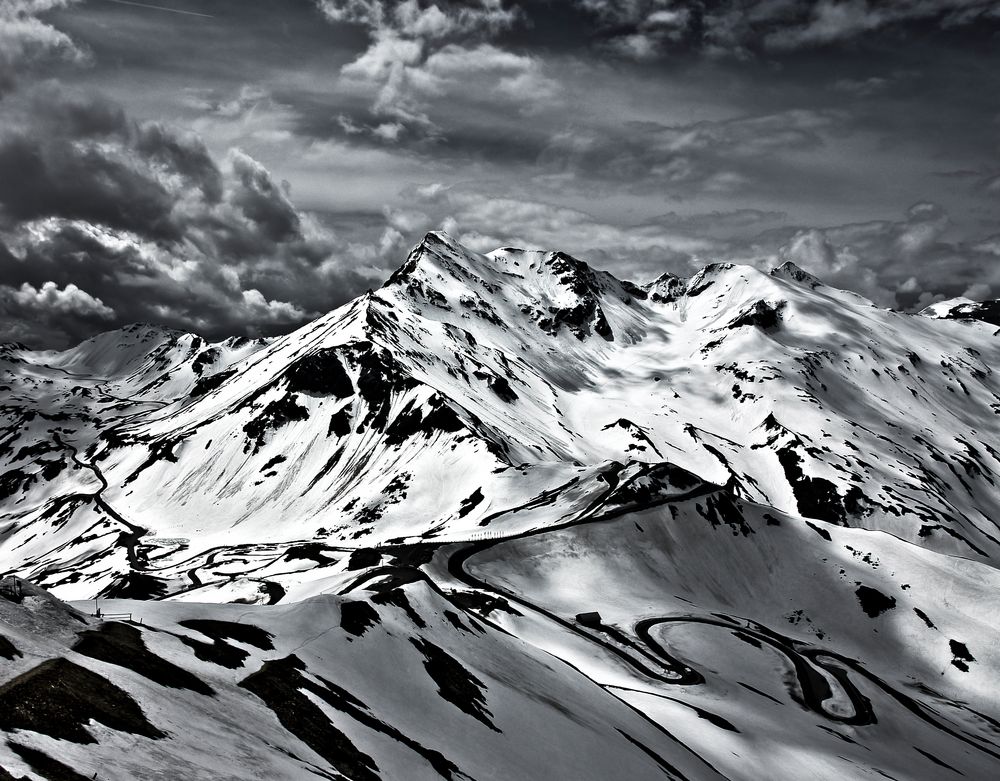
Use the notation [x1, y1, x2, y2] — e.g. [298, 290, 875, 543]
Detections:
[575, 611, 602, 626]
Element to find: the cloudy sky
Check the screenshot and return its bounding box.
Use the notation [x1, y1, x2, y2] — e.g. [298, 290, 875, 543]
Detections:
[2, 0, 999, 346]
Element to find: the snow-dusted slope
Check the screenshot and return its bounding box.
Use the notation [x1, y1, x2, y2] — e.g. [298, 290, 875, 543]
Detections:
[3, 579, 721, 781]
[921, 296, 1000, 328]
[3, 233, 1000, 780]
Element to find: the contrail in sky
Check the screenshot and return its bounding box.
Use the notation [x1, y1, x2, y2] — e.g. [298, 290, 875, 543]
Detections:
[105, 0, 215, 18]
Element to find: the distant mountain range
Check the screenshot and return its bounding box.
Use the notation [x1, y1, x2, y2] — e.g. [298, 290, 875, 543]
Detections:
[2, 233, 1000, 780]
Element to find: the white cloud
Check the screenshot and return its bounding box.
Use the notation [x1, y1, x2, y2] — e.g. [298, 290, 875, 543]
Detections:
[238, 288, 312, 323]
[775, 228, 888, 304]
[340, 32, 429, 123]
[424, 43, 558, 103]
[315, 0, 386, 26]
[341, 32, 424, 84]
[339, 36, 557, 124]
[4, 280, 115, 318]
[372, 121, 405, 141]
[774, 203, 1000, 307]
[317, 0, 517, 35]
[973, 235, 1000, 255]
[393, 0, 455, 38]
[320, 0, 549, 129]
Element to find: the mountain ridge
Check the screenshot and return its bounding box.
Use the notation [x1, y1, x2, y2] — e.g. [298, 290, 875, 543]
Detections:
[4, 232, 1000, 601]
[3, 233, 1000, 779]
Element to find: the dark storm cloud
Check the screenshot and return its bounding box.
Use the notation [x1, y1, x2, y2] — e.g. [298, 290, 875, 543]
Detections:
[2, 0, 1000, 347]
[571, 0, 1000, 58]
[0, 133, 179, 235]
[0, 86, 375, 347]
[0, 88, 222, 239]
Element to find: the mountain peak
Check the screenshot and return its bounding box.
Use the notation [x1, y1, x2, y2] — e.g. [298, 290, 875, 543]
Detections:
[770, 260, 822, 287]
[920, 296, 976, 317]
[382, 230, 487, 289]
[644, 272, 684, 303]
[6, 229, 1000, 781]
[535, 250, 604, 296]
[921, 296, 1000, 326]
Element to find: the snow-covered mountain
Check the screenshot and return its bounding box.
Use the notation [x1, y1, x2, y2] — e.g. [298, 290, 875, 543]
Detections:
[921, 296, 1000, 328]
[3, 233, 1000, 780]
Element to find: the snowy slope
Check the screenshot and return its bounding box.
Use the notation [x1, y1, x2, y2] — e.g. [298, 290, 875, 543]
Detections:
[2, 233, 1000, 779]
[2, 579, 721, 781]
[921, 296, 1000, 328]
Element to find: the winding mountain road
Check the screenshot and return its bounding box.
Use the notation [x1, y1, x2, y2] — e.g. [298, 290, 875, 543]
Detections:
[53, 432, 149, 571]
[429, 464, 1000, 768]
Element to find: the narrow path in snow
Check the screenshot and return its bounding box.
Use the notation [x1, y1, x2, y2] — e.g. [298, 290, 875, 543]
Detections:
[440, 464, 1000, 767]
[53, 432, 149, 572]
[440, 464, 732, 780]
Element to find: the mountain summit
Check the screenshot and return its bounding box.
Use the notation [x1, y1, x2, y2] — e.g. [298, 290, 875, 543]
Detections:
[2, 235, 1000, 779]
[4, 233, 1000, 591]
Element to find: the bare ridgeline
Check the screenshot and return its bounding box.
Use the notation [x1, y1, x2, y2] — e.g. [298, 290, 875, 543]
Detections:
[3, 233, 1000, 779]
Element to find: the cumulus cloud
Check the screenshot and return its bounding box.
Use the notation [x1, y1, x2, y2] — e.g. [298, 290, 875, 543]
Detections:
[0, 86, 376, 347]
[317, 0, 517, 38]
[372, 121, 405, 141]
[973, 235, 1000, 255]
[319, 0, 554, 134]
[4, 280, 113, 318]
[775, 202, 1000, 307]
[0, 279, 115, 347]
[424, 43, 557, 104]
[0, 88, 221, 238]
